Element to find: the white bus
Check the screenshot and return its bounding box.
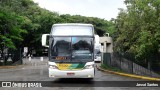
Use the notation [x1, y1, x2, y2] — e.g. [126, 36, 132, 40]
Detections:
[42, 23, 95, 78]
[94, 35, 101, 62]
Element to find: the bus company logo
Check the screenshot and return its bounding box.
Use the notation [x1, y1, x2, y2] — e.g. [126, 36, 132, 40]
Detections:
[2, 82, 11, 87]
[1, 82, 42, 87]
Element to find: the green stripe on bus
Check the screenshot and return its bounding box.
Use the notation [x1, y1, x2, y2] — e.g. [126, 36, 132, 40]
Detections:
[76, 63, 85, 69]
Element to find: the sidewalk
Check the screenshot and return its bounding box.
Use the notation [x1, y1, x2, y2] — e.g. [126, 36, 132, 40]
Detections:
[0, 57, 48, 69]
[96, 65, 160, 81]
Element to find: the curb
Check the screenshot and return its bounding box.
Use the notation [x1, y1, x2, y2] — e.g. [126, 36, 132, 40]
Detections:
[96, 65, 160, 81]
[0, 65, 24, 69]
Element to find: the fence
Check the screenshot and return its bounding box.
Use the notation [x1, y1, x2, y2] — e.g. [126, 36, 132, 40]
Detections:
[0, 48, 22, 65]
[110, 53, 160, 78]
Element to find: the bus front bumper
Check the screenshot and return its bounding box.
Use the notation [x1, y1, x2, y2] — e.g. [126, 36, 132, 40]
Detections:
[49, 68, 95, 78]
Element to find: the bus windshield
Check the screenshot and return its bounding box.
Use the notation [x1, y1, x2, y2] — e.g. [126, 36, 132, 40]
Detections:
[50, 37, 93, 62]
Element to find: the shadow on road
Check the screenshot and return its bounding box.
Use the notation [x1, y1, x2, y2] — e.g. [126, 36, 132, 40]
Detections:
[44, 78, 94, 87]
[53, 78, 94, 84]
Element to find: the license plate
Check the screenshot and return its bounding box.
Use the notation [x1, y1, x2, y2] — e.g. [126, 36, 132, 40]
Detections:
[67, 73, 75, 76]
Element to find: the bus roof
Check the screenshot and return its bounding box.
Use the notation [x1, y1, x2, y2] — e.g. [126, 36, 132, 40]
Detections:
[52, 23, 93, 27]
[51, 23, 94, 36]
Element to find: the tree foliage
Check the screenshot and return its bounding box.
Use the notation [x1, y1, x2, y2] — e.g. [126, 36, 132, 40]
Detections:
[115, 0, 160, 64]
[0, 0, 115, 56]
[0, 10, 27, 49]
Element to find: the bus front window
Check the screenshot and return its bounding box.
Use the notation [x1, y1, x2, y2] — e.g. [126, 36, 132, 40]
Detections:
[51, 37, 71, 61]
[72, 37, 93, 61]
[50, 37, 93, 62]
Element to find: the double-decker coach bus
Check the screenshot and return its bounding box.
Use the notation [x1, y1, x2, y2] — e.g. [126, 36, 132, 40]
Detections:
[42, 23, 95, 78]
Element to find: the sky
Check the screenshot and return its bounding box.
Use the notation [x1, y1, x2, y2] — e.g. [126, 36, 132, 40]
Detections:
[33, 0, 126, 21]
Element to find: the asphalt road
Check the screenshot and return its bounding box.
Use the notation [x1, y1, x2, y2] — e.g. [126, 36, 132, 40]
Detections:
[0, 57, 159, 90]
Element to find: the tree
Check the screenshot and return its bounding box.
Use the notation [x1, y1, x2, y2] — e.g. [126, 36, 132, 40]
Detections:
[0, 0, 116, 64]
[115, 0, 160, 68]
[0, 10, 28, 65]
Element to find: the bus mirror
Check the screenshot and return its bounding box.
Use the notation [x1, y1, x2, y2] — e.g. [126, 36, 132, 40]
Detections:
[42, 34, 50, 47]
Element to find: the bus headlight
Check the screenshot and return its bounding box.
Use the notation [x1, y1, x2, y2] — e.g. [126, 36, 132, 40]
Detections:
[49, 65, 58, 69]
[84, 65, 94, 69]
